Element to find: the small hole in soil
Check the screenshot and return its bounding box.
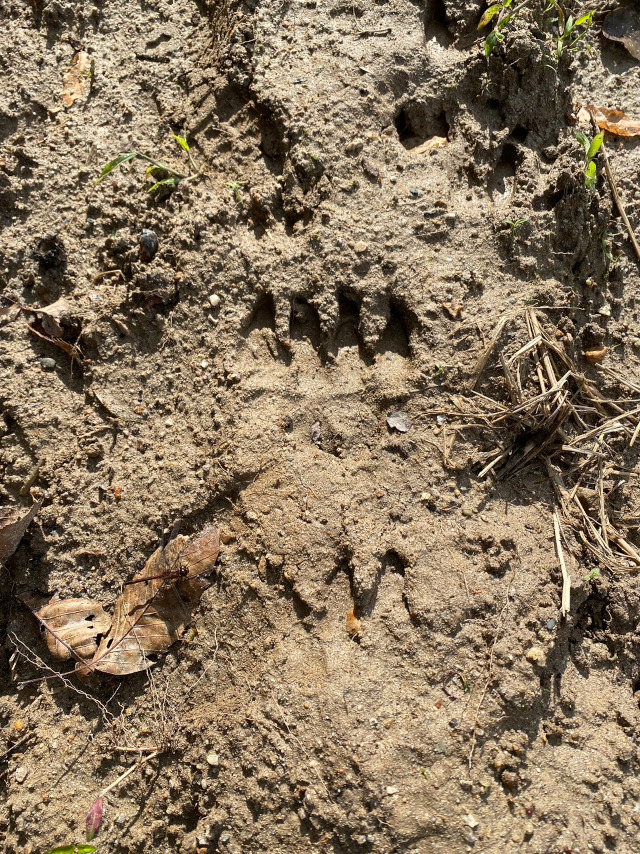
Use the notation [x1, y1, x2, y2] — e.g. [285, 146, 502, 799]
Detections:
[290, 297, 322, 350]
[511, 125, 529, 142]
[488, 143, 520, 202]
[335, 291, 361, 350]
[379, 302, 410, 358]
[423, 0, 453, 46]
[394, 103, 449, 151]
[382, 549, 407, 577]
[245, 291, 276, 333]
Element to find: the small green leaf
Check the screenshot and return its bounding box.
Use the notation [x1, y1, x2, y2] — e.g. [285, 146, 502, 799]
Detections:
[95, 152, 138, 184]
[44, 847, 96, 854]
[147, 177, 180, 195]
[575, 11, 593, 28]
[478, 4, 501, 29]
[587, 131, 604, 161]
[145, 162, 169, 179]
[484, 29, 503, 55]
[573, 130, 589, 154]
[585, 160, 596, 189]
[563, 15, 573, 37]
[172, 134, 190, 153]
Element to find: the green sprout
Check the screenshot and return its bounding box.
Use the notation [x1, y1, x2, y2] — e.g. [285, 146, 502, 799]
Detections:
[545, 2, 594, 57]
[225, 180, 248, 204]
[96, 135, 196, 198]
[574, 129, 604, 190]
[479, 1, 594, 58]
[504, 217, 528, 238]
[583, 567, 600, 583]
[44, 846, 96, 854]
[478, 0, 531, 56]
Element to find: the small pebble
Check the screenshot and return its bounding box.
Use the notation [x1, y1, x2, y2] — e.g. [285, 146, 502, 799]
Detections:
[386, 410, 411, 433]
[409, 188, 420, 197]
[354, 241, 368, 253]
[526, 646, 546, 666]
[139, 229, 159, 263]
[40, 358, 56, 372]
[208, 294, 220, 308]
[15, 766, 28, 783]
[206, 752, 219, 767]
[386, 786, 399, 795]
[546, 619, 557, 632]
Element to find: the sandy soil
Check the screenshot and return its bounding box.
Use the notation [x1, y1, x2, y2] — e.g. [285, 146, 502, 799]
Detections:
[2, 0, 640, 852]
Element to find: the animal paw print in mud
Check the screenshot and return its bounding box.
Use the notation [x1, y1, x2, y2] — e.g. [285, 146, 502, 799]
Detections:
[217, 288, 480, 653]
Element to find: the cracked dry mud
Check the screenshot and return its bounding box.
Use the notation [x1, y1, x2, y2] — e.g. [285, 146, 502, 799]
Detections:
[2, 0, 640, 852]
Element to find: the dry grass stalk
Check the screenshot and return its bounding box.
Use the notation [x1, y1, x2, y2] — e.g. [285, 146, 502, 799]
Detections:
[447, 308, 640, 578]
[553, 511, 571, 618]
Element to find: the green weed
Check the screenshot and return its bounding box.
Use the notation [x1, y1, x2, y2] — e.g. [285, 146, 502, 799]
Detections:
[583, 567, 600, 582]
[545, 1, 594, 57]
[478, 0, 531, 56]
[479, 1, 594, 58]
[44, 846, 96, 854]
[225, 180, 248, 204]
[574, 129, 604, 190]
[96, 135, 195, 198]
[504, 217, 528, 238]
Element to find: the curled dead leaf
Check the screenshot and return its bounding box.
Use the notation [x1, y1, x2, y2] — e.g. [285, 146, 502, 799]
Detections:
[90, 526, 220, 675]
[584, 105, 640, 138]
[585, 347, 608, 365]
[36, 599, 111, 661]
[30, 298, 75, 338]
[442, 301, 463, 320]
[61, 51, 91, 108]
[0, 502, 41, 566]
[27, 324, 83, 363]
[31, 526, 220, 677]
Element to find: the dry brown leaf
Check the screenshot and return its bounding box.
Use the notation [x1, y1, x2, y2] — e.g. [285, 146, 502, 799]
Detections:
[0, 304, 20, 327]
[0, 502, 41, 566]
[28, 324, 83, 362]
[32, 297, 75, 338]
[61, 51, 91, 108]
[584, 105, 640, 138]
[585, 347, 608, 365]
[410, 136, 448, 155]
[346, 608, 361, 638]
[89, 526, 220, 675]
[442, 300, 463, 320]
[36, 599, 111, 661]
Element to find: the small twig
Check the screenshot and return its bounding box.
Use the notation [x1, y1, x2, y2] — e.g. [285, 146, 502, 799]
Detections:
[590, 115, 640, 265]
[467, 314, 509, 390]
[99, 750, 159, 797]
[0, 732, 32, 762]
[554, 511, 571, 619]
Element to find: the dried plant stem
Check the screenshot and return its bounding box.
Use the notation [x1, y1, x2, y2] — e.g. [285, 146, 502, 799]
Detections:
[592, 118, 640, 265]
[553, 511, 571, 618]
[99, 751, 159, 797]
